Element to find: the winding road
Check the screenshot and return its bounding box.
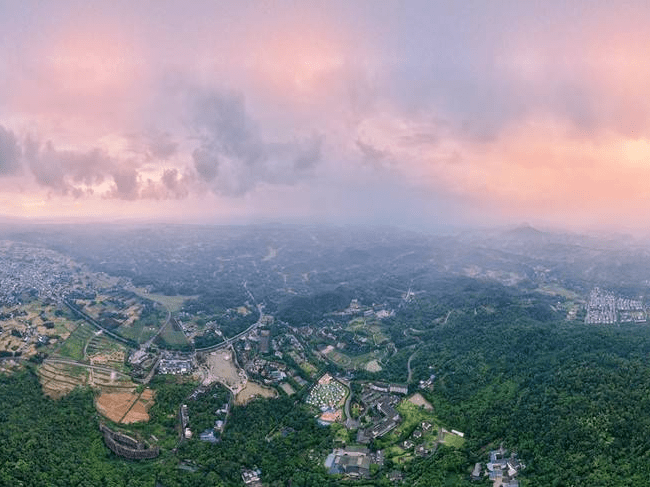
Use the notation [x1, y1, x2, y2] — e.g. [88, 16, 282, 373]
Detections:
[195, 303, 266, 352]
[407, 349, 417, 384]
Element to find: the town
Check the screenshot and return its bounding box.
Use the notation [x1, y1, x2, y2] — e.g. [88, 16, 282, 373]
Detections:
[585, 287, 646, 324]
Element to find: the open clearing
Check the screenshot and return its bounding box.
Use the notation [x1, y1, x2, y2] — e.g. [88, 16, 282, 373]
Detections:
[235, 381, 277, 405]
[38, 361, 135, 398]
[53, 322, 95, 361]
[96, 392, 138, 423]
[365, 359, 383, 372]
[202, 350, 246, 391]
[442, 431, 465, 447]
[131, 290, 196, 313]
[407, 393, 434, 410]
[116, 319, 158, 344]
[537, 284, 581, 300]
[280, 382, 295, 395]
[158, 320, 190, 348]
[324, 346, 387, 371]
[323, 348, 352, 367]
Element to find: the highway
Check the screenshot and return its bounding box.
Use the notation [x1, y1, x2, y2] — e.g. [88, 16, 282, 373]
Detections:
[63, 299, 133, 346]
[142, 306, 172, 349]
[195, 303, 265, 352]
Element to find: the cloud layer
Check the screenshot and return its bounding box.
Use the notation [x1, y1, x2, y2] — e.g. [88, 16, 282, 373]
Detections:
[2, 1, 650, 231]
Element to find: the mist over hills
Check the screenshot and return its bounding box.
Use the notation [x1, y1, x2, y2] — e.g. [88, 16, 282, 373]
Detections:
[2, 222, 649, 310]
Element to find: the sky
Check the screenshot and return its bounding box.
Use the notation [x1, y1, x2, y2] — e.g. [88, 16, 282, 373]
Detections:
[2, 1, 650, 232]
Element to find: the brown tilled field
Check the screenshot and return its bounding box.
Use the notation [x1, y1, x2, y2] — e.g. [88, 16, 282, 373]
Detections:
[96, 392, 138, 422]
[96, 389, 156, 423]
[38, 362, 89, 398]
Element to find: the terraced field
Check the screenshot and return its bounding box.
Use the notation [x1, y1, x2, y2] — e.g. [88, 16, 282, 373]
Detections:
[85, 334, 129, 372]
[38, 361, 135, 398]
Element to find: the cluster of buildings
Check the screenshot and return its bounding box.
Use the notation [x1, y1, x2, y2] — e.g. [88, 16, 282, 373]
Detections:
[244, 358, 288, 384]
[158, 352, 194, 375]
[368, 381, 409, 395]
[472, 447, 523, 486]
[0, 242, 77, 307]
[585, 288, 646, 324]
[182, 386, 231, 443]
[241, 468, 263, 486]
[325, 446, 383, 479]
[337, 299, 394, 320]
[401, 421, 434, 457]
[306, 374, 347, 425]
[355, 384, 405, 443]
[180, 404, 192, 439]
[419, 373, 436, 391]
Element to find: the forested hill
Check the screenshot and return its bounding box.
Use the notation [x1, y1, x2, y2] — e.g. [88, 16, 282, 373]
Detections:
[395, 288, 650, 485]
[6, 223, 650, 310]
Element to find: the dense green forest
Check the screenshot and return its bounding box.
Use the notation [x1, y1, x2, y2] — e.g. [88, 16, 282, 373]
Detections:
[398, 287, 650, 486]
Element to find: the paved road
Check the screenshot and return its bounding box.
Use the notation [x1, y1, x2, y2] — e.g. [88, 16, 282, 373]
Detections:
[407, 350, 417, 384]
[143, 307, 172, 349]
[337, 377, 360, 430]
[195, 303, 265, 352]
[64, 299, 133, 346]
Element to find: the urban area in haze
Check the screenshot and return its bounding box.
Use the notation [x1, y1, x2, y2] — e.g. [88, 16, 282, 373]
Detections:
[3, 2, 650, 486]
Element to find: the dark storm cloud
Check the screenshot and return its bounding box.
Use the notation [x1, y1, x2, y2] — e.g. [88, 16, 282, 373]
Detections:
[191, 90, 322, 196]
[0, 125, 22, 175]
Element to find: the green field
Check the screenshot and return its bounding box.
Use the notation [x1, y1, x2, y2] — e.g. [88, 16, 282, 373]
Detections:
[537, 283, 582, 300]
[116, 319, 158, 343]
[130, 290, 196, 313]
[385, 445, 413, 463]
[116, 308, 167, 344]
[54, 322, 95, 361]
[442, 432, 465, 448]
[158, 321, 190, 349]
[369, 325, 389, 345]
[325, 349, 353, 367]
[345, 319, 390, 345]
[346, 318, 366, 331]
[84, 334, 130, 372]
[85, 334, 124, 355]
[299, 361, 318, 377]
[390, 401, 438, 441]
